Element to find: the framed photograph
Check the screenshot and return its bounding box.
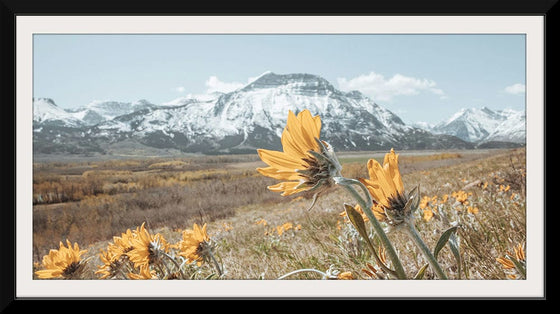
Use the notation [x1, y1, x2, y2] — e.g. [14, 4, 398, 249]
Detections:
[4, 1, 552, 305]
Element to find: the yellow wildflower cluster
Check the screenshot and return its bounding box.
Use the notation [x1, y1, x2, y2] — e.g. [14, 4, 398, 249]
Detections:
[255, 218, 268, 226]
[221, 222, 234, 232]
[35, 222, 218, 280]
[467, 206, 479, 214]
[499, 184, 511, 192]
[451, 190, 472, 206]
[419, 188, 482, 222]
[419, 195, 440, 221]
[263, 221, 302, 236]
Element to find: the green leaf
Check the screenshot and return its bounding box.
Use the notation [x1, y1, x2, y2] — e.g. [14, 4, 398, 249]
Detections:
[414, 263, 429, 280]
[344, 204, 370, 242]
[433, 226, 458, 259]
[448, 232, 462, 279]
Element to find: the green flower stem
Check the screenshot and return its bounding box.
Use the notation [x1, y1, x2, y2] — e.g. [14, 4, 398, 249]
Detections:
[163, 252, 185, 279]
[341, 184, 407, 280]
[404, 220, 448, 280]
[278, 269, 329, 280]
[119, 268, 130, 280]
[208, 250, 223, 277]
[154, 262, 167, 277]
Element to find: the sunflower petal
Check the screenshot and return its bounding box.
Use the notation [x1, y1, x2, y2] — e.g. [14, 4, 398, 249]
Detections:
[287, 110, 316, 152]
[383, 149, 404, 194]
[297, 109, 321, 151]
[257, 149, 303, 170]
[280, 127, 308, 158]
[268, 181, 308, 196]
[257, 167, 302, 181]
[366, 159, 397, 202]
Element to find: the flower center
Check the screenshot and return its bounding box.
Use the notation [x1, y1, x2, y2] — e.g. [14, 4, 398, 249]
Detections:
[300, 154, 334, 188]
[148, 241, 164, 263]
[63, 262, 81, 278]
[384, 192, 410, 226]
[196, 241, 210, 258]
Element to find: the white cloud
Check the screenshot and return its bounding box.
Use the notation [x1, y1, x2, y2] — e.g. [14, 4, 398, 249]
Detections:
[203, 74, 267, 94]
[337, 72, 445, 102]
[174, 86, 186, 93]
[205, 76, 245, 94]
[504, 83, 525, 95]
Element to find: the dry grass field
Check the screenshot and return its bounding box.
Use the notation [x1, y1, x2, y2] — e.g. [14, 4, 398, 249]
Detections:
[32, 147, 526, 280]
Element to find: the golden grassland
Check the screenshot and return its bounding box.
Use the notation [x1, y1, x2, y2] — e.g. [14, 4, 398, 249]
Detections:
[32, 148, 526, 280]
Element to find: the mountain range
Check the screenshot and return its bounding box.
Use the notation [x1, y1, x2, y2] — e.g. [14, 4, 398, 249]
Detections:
[415, 107, 526, 144]
[32, 72, 525, 156]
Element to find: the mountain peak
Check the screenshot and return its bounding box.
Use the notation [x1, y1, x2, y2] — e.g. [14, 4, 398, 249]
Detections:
[33, 98, 82, 126]
[480, 106, 496, 115]
[34, 97, 57, 107]
[133, 99, 153, 106]
[241, 72, 335, 92]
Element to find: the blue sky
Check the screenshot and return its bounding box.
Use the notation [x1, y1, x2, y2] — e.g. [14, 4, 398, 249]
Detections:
[33, 34, 526, 124]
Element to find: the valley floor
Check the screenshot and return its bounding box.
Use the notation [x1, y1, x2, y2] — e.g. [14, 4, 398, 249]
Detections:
[32, 148, 528, 282]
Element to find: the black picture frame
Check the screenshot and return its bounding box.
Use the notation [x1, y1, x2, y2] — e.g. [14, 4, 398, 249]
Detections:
[2, 0, 554, 309]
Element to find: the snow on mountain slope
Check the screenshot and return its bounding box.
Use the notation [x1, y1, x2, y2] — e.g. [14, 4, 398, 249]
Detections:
[429, 107, 525, 143]
[88, 72, 426, 153]
[483, 109, 526, 143]
[33, 98, 83, 127]
[68, 99, 157, 125]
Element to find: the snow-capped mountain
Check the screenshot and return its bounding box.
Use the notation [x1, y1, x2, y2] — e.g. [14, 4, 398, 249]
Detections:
[33, 98, 159, 126]
[67, 99, 157, 126]
[483, 109, 526, 143]
[85, 72, 471, 154]
[32, 72, 484, 155]
[425, 107, 526, 144]
[33, 98, 83, 127]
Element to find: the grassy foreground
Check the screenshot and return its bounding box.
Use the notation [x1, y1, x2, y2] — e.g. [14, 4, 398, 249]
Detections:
[33, 148, 526, 280]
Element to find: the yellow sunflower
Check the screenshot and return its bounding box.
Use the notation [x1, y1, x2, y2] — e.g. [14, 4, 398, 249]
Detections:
[95, 249, 122, 279]
[257, 109, 340, 196]
[109, 228, 137, 257]
[358, 149, 416, 226]
[35, 239, 88, 279]
[96, 228, 138, 279]
[176, 223, 211, 266]
[126, 222, 169, 269]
